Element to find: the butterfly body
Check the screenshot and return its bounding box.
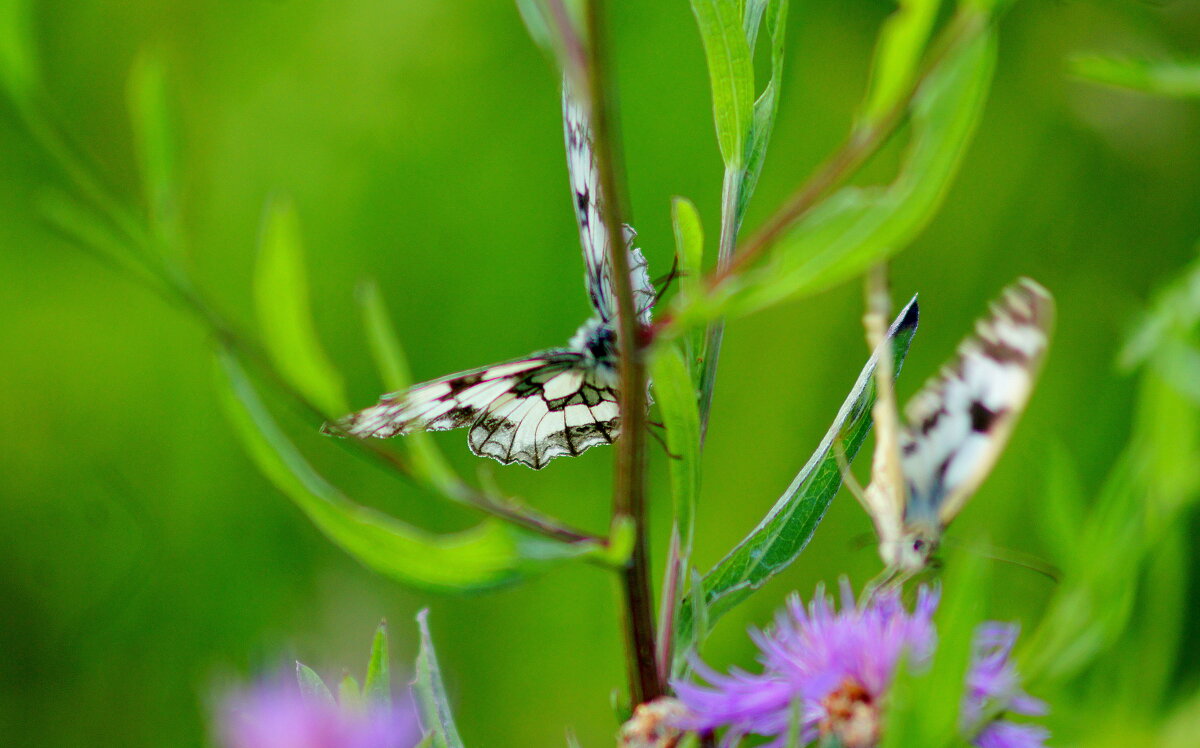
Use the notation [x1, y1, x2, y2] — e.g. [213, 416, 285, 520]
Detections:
[324, 87, 653, 469]
[862, 278, 1054, 573]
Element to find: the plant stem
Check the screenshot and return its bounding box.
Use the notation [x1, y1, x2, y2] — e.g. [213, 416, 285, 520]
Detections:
[583, 0, 663, 704]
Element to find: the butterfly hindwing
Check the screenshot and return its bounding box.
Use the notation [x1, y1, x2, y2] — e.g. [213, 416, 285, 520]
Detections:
[898, 278, 1054, 529]
[328, 353, 622, 470]
[562, 90, 655, 324]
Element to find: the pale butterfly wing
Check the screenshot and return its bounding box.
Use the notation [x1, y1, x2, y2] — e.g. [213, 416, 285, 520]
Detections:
[899, 278, 1054, 529]
[562, 89, 655, 324]
[325, 352, 621, 470]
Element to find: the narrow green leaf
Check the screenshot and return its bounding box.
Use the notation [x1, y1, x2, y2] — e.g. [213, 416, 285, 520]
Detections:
[725, 28, 997, 317]
[1039, 441, 1086, 569]
[126, 50, 178, 239]
[690, 0, 756, 168]
[413, 609, 464, 748]
[735, 0, 788, 224]
[673, 298, 919, 664]
[671, 197, 707, 381]
[0, 0, 40, 106]
[651, 343, 702, 555]
[296, 661, 335, 706]
[565, 731, 583, 748]
[357, 280, 459, 492]
[1071, 55, 1200, 100]
[254, 196, 348, 417]
[364, 619, 391, 704]
[514, 0, 554, 52]
[218, 350, 545, 592]
[860, 0, 941, 127]
[338, 674, 362, 710]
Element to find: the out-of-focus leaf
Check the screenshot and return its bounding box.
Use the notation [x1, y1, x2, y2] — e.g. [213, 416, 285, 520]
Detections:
[735, 0, 788, 224]
[126, 50, 177, 238]
[413, 609, 464, 748]
[358, 280, 459, 493]
[296, 662, 335, 706]
[0, 0, 39, 106]
[860, 0, 941, 127]
[673, 298, 919, 664]
[651, 343, 702, 552]
[715, 29, 995, 318]
[338, 675, 362, 709]
[671, 197, 707, 381]
[364, 619, 391, 704]
[254, 197, 348, 416]
[1039, 441, 1086, 568]
[690, 0, 755, 168]
[1071, 55, 1200, 100]
[515, 0, 553, 52]
[218, 351, 581, 592]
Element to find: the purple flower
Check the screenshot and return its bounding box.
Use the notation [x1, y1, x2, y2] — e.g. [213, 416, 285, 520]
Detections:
[673, 581, 1050, 748]
[963, 624, 1049, 748]
[217, 677, 421, 748]
[673, 580, 939, 747]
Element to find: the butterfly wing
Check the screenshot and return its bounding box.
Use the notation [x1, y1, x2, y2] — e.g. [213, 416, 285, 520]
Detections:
[325, 352, 620, 469]
[562, 88, 655, 325]
[899, 278, 1055, 528]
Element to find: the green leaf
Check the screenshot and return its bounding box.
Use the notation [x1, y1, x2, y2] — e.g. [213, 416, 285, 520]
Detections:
[254, 196, 348, 417]
[338, 674, 362, 710]
[0, 0, 39, 106]
[296, 661, 335, 706]
[673, 298, 919, 667]
[514, 0, 554, 52]
[413, 609, 464, 748]
[735, 0, 788, 224]
[357, 280, 459, 492]
[651, 343, 702, 554]
[690, 0, 755, 168]
[364, 619, 391, 704]
[860, 0, 941, 127]
[217, 350, 560, 592]
[723, 28, 997, 317]
[671, 197, 707, 381]
[126, 50, 178, 239]
[1039, 441, 1086, 569]
[1071, 55, 1200, 100]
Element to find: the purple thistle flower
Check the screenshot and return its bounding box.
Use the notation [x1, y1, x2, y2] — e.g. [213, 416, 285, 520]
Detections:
[217, 676, 421, 748]
[963, 624, 1049, 748]
[673, 579, 939, 747]
[673, 581, 1050, 748]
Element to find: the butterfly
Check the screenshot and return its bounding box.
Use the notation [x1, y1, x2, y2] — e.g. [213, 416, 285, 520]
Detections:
[322, 88, 656, 469]
[850, 277, 1055, 573]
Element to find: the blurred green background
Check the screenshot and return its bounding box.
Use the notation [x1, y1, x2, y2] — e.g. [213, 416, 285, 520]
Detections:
[3, 0, 1200, 745]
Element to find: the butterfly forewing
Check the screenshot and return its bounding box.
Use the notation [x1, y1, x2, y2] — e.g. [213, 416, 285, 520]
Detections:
[562, 91, 655, 324]
[898, 278, 1055, 528]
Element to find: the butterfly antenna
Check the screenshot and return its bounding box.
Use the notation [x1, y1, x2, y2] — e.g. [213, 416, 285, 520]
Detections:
[646, 421, 682, 460]
[651, 253, 682, 305]
[941, 537, 1062, 584]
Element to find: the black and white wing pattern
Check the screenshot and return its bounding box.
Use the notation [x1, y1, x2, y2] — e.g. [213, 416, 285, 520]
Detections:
[899, 278, 1054, 531]
[562, 90, 655, 325]
[324, 352, 621, 470]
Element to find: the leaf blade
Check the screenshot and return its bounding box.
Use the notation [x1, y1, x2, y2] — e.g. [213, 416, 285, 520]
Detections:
[690, 0, 756, 168]
[413, 609, 464, 748]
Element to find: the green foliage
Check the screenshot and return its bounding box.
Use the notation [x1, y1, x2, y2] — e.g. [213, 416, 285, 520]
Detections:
[364, 620, 391, 703]
[218, 351, 590, 592]
[126, 51, 178, 241]
[414, 609, 465, 748]
[673, 298, 918, 673]
[254, 197, 348, 417]
[1071, 55, 1200, 99]
[0, 0, 38, 107]
[734, 0, 788, 224]
[296, 661, 336, 705]
[729, 28, 997, 315]
[689, 0, 755, 170]
[861, 0, 941, 127]
[650, 343, 702, 552]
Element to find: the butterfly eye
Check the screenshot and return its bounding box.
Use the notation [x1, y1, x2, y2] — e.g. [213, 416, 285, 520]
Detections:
[912, 539, 926, 553]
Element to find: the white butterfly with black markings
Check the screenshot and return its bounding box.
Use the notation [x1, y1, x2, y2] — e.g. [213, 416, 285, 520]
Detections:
[854, 278, 1054, 573]
[323, 87, 655, 469]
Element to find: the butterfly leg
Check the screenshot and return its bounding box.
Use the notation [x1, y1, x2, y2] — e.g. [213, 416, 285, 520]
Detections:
[833, 437, 873, 516]
[647, 421, 683, 460]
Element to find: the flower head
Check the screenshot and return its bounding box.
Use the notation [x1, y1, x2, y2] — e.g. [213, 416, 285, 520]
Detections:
[963, 624, 1049, 748]
[673, 579, 939, 747]
[217, 676, 421, 748]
